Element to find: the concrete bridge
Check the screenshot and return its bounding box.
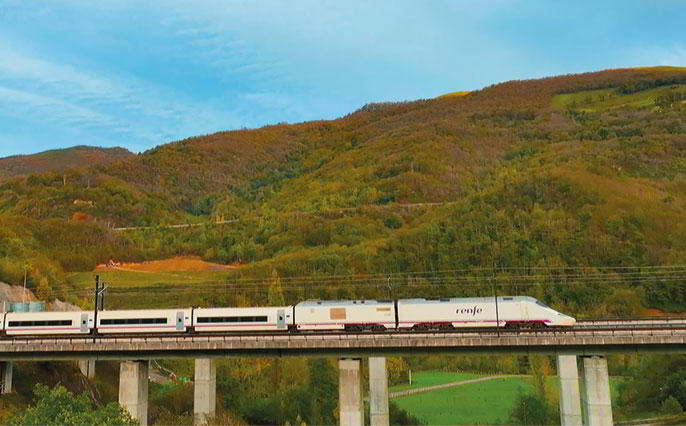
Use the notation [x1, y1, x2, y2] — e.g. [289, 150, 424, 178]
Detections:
[1, 318, 685, 425]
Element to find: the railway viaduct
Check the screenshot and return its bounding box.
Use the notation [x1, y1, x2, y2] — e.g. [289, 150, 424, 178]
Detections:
[2, 318, 686, 425]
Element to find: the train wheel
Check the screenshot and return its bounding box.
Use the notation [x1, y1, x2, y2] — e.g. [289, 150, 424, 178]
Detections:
[371, 325, 386, 332]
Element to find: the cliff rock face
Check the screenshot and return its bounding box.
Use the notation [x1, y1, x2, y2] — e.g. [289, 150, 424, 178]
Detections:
[0, 281, 36, 304]
[0, 281, 80, 311]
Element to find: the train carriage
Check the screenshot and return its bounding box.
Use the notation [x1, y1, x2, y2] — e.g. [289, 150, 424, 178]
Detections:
[396, 296, 575, 330]
[96, 309, 192, 334]
[193, 307, 294, 332]
[295, 300, 395, 331]
[4, 311, 94, 335]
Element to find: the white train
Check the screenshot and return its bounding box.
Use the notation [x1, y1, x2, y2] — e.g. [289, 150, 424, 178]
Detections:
[0, 296, 575, 336]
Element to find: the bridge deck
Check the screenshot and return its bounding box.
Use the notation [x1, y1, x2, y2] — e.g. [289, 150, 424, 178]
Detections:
[1, 320, 686, 360]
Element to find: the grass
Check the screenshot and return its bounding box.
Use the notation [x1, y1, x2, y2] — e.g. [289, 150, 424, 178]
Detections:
[393, 375, 537, 425]
[68, 269, 233, 288]
[65, 270, 236, 309]
[551, 85, 686, 111]
[390, 371, 648, 425]
[390, 371, 482, 393]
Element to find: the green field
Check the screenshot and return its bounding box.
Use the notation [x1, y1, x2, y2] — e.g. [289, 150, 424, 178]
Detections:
[393, 375, 537, 425]
[390, 371, 482, 393]
[389, 371, 654, 425]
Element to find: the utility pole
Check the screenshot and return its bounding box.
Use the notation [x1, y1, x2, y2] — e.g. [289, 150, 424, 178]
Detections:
[23, 266, 27, 303]
[93, 275, 100, 342]
[492, 271, 500, 337]
[93, 275, 108, 339]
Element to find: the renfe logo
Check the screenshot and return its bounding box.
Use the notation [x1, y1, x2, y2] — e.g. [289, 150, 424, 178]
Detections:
[456, 306, 483, 316]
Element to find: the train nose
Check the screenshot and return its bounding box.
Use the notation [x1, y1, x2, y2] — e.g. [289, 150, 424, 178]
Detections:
[557, 313, 576, 326]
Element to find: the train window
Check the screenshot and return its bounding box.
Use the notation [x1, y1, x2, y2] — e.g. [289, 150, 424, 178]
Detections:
[503, 297, 514, 301]
[101, 318, 166, 325]
[440, 298, 450, 302]
[377, 300, 392, 303]
[535, 301, 550, 308]
[8, 320, 72, 327]
[197, 316, 268, 323]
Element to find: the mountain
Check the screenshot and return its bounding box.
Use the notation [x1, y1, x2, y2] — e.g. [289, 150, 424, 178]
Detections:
[0, 145, 134, 182]
[1, 66, 686, 314]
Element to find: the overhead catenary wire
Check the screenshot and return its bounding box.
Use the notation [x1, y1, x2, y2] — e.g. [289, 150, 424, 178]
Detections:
[45, 265, 686, 301]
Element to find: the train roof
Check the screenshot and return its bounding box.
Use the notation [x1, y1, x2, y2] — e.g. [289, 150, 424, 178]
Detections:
[398, 296, 538, 304]
[296, 299, 394, 307]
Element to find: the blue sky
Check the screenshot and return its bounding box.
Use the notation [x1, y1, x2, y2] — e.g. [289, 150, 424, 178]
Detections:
[0, 0, 684, 158]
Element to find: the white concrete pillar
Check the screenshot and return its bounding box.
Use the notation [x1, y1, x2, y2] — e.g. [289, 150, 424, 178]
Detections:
[557, 355, 582, 426]
[0, 361, 12, 394]
[78, 360, 96, 379]
[119, 360, 149, 426]
[339, 358, 363, 426]
[194, 358, 216, 425]
[369, 357, 389, 426]
[580, 356, 613, 426]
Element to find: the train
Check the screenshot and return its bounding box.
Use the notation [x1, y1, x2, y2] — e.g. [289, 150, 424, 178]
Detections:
[0, 296, 575, 336]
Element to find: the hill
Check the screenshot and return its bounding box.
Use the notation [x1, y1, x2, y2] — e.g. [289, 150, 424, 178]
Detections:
[0, 145, 134, 182]
[0, 66, 685, 315]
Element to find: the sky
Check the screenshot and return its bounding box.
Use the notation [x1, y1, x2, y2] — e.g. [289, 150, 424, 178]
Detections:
[0, 0, 685, 158]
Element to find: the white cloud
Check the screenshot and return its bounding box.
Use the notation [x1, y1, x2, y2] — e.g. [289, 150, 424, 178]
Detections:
[0, 39, 242, 148]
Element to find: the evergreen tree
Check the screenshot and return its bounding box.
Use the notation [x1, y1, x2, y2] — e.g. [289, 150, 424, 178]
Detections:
[268, 269, 285, 306]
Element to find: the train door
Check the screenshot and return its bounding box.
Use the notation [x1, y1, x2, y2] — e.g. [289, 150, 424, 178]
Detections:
[176, 311, 185, 331]
[80, 313, 89, 333]
[277, 309, 286, 329]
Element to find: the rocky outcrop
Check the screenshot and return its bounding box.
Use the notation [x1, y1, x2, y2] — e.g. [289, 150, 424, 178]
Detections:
[0, 281, 81, 311]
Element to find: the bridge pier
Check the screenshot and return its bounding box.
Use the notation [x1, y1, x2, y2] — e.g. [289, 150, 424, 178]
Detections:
[557, 355, 582, 426]
[580, 356, 613, 426]
[78, 359, 96, 379]
[369, 357, 389, 426]
[339, 358, 363, 426]
[119, 360, 149, 426]
[194, 358, 216, 425]
[0, 361, 12, 394]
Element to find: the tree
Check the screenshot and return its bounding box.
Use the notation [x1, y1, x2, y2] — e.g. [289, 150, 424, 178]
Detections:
[267, 269, 285, 306]
[308, 358, 337, 426]
[36, 277, 51, 301]
[8, 384, 137, 426]
[509, 389, 550, 425]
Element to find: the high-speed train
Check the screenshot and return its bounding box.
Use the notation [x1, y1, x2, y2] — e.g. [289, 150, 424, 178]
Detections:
[0, 296, 575, 336]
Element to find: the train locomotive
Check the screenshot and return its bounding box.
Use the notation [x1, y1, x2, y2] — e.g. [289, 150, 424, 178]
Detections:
[0, 296, 575, 336]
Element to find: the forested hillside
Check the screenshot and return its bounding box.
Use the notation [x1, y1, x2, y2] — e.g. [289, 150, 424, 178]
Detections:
[1, 66, 686, 314]
[0, 146, 133, 182]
